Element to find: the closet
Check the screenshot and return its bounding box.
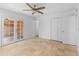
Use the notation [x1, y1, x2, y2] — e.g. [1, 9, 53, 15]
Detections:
[38, 14, 76, 45]
[51, 15, 76, 45]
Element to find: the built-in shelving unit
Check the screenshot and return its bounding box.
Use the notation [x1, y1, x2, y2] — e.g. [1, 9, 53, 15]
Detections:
[1, 18, 24, 46]
[4, 19, 14, 37]
[17, 20, 23, 39]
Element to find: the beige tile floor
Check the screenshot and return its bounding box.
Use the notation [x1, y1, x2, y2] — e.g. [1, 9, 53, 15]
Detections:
[0, 38, 77, 56]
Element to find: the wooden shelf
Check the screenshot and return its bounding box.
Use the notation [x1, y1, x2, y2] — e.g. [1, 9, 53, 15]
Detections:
[17, 20, 23, 39]
[4, 19, 14, 37]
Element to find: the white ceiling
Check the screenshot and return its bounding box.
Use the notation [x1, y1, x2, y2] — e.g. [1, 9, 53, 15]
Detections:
[0, 3, 78, 17]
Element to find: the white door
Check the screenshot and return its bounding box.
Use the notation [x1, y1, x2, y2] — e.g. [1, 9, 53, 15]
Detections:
[51, 17, 66, 42]
[61, 16, 76, 45]
[65, 16, 76, 45]
[51, 17, 59, 40]
[51, 16, 76, 45]
[57, 17, 65, 42]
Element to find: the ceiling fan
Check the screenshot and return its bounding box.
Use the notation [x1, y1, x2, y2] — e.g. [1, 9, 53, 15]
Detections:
[23, 3, 45, 15]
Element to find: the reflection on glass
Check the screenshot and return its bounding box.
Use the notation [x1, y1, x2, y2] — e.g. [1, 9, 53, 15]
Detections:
[4, 19, 14, 37]
[17, 20, 23, 39]
[3, 19, 24, 45]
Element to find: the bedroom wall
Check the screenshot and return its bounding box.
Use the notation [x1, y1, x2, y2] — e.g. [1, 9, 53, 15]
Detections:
[37, 10, 77, 45]
[37, 16, 51, 39]
[0, 8, 36, 44]
[76, 5, 79, 55]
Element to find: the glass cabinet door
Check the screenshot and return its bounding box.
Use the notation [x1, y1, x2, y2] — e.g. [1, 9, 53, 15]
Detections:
[3, 19, 14, 45]
[16, 20, 23, 40]
[1, 19, 24, 46]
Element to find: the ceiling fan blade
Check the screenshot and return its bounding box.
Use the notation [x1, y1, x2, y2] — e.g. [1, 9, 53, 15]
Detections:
[23, 9, 32, 11]
[26, 3, 33, 8]
[32, 11, 37, 15]
[35, 7, 45, 10]
[34, 5, 37, 8]
[36, 11, 44, 14]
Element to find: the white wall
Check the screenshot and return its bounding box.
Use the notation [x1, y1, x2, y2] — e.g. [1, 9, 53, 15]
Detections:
[0, 18, 2, 46]
[0, 8, 36, 45]
[67, 16, 76, 44]
[38, 16, 51, 39]
[37, 10, 77, 45]
[76, 5, 79, 55]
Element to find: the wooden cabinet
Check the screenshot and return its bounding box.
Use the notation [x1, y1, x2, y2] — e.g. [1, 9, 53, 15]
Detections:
[4, 19, 24, 40]
[4, 19, 14, 37]
[1, 18, 24, 46]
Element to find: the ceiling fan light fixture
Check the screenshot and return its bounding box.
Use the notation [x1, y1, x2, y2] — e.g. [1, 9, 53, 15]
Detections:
[23, 3, 45, 15]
